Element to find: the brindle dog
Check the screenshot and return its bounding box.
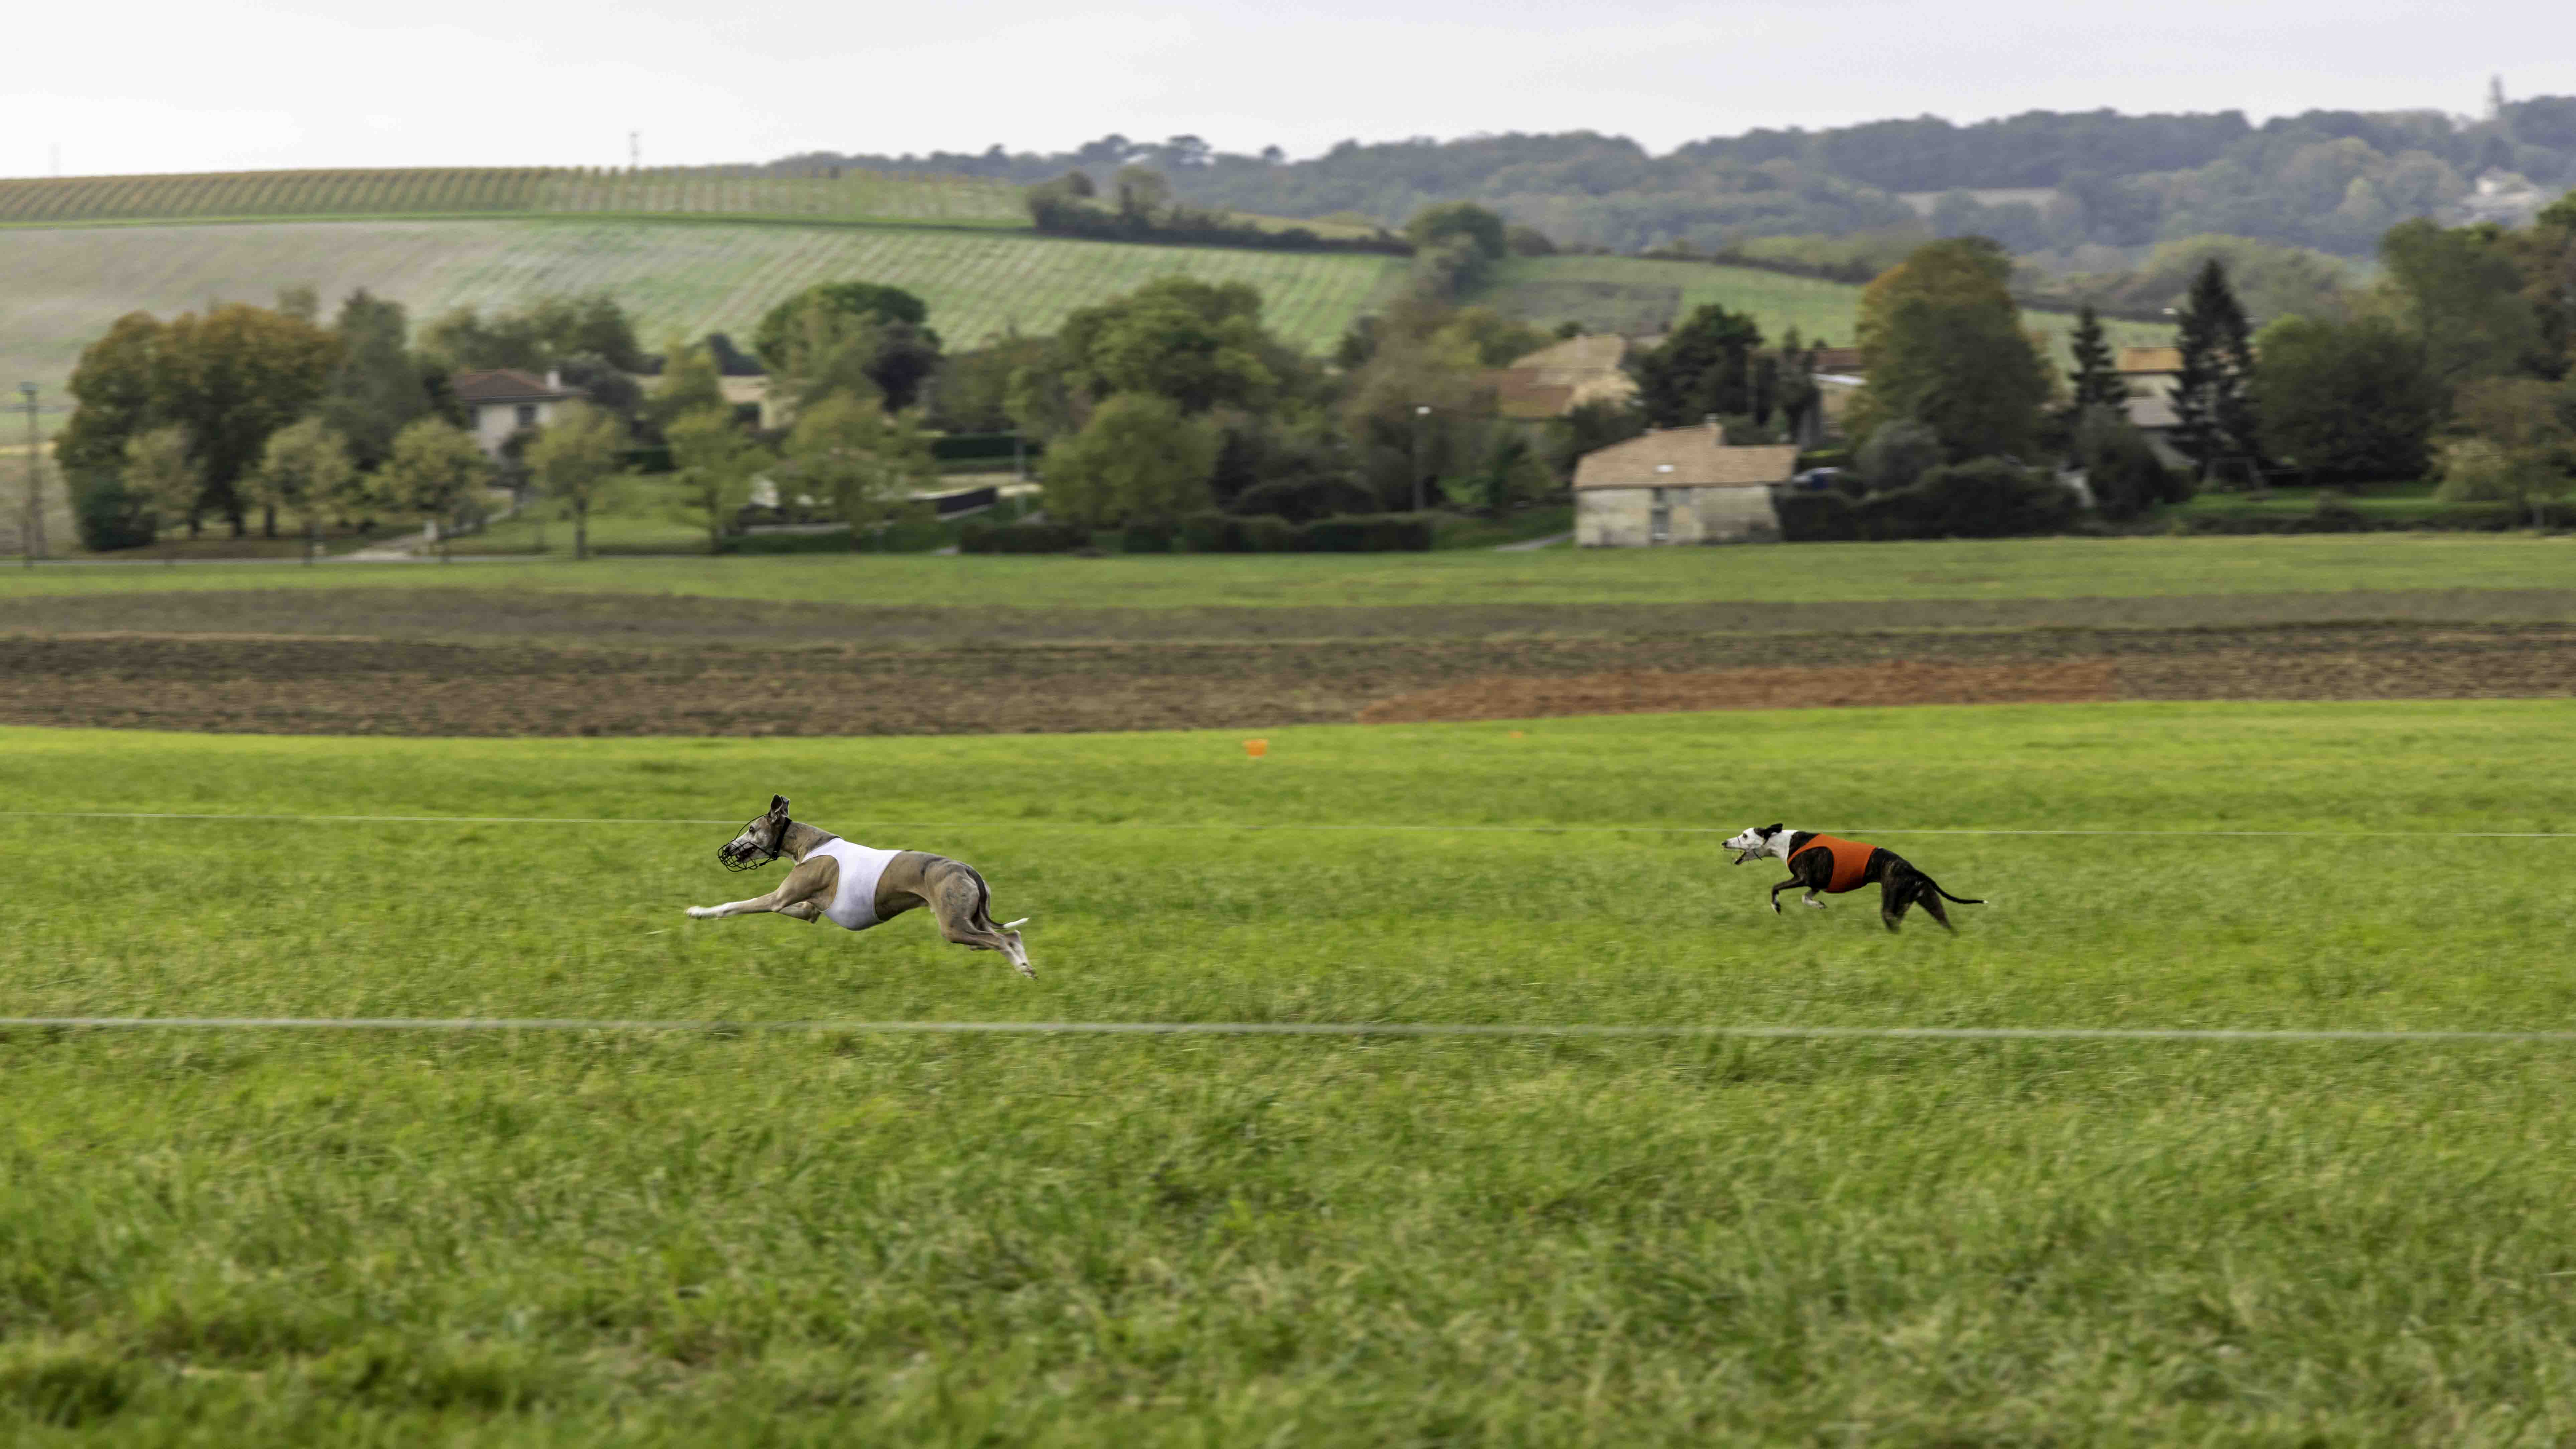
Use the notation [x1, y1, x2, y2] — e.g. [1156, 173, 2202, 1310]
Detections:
[686, 795, 1033, 976]
[1721, 823, 1984, 934]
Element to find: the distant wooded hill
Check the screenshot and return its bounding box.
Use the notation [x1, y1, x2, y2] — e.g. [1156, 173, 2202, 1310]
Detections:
[765, 98, 2576, 258]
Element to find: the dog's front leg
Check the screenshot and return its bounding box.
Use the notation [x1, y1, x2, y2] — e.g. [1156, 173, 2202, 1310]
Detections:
[1803, 890, 1827, 910]
[686, 893, 782, 919]
[688, 858, 836, 922]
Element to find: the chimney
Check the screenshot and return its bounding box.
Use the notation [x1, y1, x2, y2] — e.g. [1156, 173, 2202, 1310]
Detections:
[545, 368, 561, 391]
[1704, 413, 1725, 445]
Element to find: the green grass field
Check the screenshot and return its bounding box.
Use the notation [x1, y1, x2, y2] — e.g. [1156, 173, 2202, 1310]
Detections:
[5, 532, 2571, 609]
[0, 218, 1406, 400]
[8, 701, 2576, 1440]
[1471, 254, 2173, 362]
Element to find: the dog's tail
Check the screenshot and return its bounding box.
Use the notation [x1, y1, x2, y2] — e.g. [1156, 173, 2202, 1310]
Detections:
[1923, 875, 1984, 905]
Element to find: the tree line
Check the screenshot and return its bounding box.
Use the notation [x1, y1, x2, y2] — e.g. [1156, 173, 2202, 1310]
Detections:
[748, 96, 2576, 259]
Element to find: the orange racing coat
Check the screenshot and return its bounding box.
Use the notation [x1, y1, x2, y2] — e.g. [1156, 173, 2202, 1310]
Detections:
[1787, 834, 1877, 894]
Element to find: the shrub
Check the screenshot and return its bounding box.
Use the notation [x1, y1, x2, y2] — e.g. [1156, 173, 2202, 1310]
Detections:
[1238, 514, 1301, 552]
[1297, 512, 1435, 552]
[1178, 511, 1298, 552]
[958, 518, 1090, 554]
[2072, 405, 2190, 521]
[1857, 419, 1942, 492]
[70, 471, 157, 551]
[1879, 458, 2077, 538]
[1773, 489, 1860, 542]
[1120, 519, 1175, 553]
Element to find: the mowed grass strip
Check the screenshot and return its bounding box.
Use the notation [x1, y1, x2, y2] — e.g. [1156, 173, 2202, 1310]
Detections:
[5, 532, 2574, 609]
[7, 703, 2576, 1440]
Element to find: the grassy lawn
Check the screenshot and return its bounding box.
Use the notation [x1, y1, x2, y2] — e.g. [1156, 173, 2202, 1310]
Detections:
[4, 532, 2571, 611]
[7, 701, 2576, 1440]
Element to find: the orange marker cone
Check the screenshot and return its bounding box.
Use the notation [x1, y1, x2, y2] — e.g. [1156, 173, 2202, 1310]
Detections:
[1244, 739, 1268, 759]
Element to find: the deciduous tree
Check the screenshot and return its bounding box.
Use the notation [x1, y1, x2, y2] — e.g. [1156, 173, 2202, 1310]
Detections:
[784, 395, 934, 546]
[526, 400, 626, 560]
[753, 283, 942, 411]
[2377, 218, 2547, 391]
[1850, 238, 2051, 462]
[245, 416, 358, 563]
[2249, 316, 2437, 484]
[60, 304, 341, 536]
[666, 406, 768, 554]
[319, 289, 433, 471]
[1633, 303, 1763, 426]
[1053, 277, 1285, 415]
[1039, 393, 1218, 530]
[381, 418, 490, 562]
[121, 424, 199, 563]
[648, 336, 728, 435]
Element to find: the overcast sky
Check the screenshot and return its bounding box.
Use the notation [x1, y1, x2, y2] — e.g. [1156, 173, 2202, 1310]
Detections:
[8, 0, 2573, 178]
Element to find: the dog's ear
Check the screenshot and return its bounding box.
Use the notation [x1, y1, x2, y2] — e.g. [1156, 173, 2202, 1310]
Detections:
[1760, 823, 1782, 837]
[769, 794, 790, 815]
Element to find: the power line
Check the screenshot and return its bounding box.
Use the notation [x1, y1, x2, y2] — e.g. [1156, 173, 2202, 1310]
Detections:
[5, 1017, 2574, 1043]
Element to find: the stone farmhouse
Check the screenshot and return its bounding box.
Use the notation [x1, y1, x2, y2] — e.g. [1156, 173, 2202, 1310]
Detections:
[1573, 421, 1800, 546]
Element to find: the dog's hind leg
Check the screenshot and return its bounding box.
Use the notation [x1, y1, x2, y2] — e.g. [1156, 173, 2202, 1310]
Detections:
[926, 861, 1034, 978]
[1879, 878, 1914, 933]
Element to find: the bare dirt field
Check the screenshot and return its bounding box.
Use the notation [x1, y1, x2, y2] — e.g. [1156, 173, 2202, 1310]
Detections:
[9, 586, 2576, 647]
[3, 586, 2571, 736]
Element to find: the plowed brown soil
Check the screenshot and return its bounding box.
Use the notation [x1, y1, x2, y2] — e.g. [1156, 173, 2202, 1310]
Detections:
[2, 620, 2571, 737]
[1358, 662, 2119, 723]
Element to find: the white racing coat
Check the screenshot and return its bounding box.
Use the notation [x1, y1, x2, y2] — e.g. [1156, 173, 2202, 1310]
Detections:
[804, 838, 905, 931]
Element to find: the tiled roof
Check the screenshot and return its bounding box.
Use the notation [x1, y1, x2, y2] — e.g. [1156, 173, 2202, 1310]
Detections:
[1573, 424, 1800, 490]
[452, 368, 574, 404]
[1506, 334, 1627, 380]
[1490, 375, 1576, 420]
[1810, 346, 1865, 374]
[2116, 346, 2183, 375]
[1483, 334, 1639, 418]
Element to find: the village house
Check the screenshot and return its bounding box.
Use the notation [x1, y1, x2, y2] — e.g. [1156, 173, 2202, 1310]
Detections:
[452, 368, 580, 458]
[1573, 421, 1800, 546]
[2114, 345, 2191, 469]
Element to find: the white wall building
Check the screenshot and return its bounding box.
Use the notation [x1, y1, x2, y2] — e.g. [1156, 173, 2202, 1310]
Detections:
[1573, 421, 1800, 546]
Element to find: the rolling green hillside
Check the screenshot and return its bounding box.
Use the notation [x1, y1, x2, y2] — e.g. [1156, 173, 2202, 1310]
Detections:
[0, 218, 1407, 395]
[1, 204, 2161, 406]
[1470, 254, 2172, 360]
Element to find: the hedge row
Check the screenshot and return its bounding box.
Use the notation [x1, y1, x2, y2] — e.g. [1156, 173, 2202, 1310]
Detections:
[959, 512, 1437, 555]
[2167, 500, 2576, 533]
[1774, 461, 2078, 542]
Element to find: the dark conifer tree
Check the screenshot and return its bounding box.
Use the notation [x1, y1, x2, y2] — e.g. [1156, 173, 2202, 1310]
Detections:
[2172, 259, 2259, 482]
[2065, 305, 2126, 416]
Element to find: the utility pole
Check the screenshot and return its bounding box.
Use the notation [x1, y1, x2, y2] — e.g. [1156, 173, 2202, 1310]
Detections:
[19, 383, 39, 566]
[628, 131, 640, 172]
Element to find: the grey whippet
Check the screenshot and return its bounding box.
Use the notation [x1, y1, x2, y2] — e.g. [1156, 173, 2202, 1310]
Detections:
[686, 795, 1034, 977]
